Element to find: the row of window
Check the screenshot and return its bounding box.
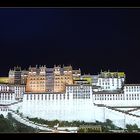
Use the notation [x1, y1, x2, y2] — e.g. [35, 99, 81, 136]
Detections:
[125, 86, 140, 89]
[99, 82, 122, 86]
[55, 77, 70, 80]
[95, 94, 125, 97]
[0, 108, 9, 111]
[0, 89, 9, 92]
[99, 78, 123, 81]
[30, 81, 45, 84]
[94, 94, 140, 100]
[30, 87, 45, 90]
[15, 87, 24, 89]
[125, 87, 140, 92]
[99, 82, 121, 86]
[125, 90, 140, 92]
[26, 94, 70, 100]
[0, 94, 13, 100]
[0, 87, 9, 90]
[67, 91, 90, 93]
[30, 85, 45, 87]
[67, 87, 90, 90]
[73, 96, 90, 99]
[54, 81, 70, 83]
[101, 86, 121, 89]
[15, 93, 22, 97]
[30, 78, 45, 80]
[95, 97, 139, 100]
[54, 84, 64, 86]
[15, 91, 23, 94]
[0, 87, 27, 92]
[0, 87, 24, 90]
[73, 94, 90, 99]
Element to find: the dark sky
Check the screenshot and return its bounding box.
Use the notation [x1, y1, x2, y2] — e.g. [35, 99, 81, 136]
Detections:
[0, 8, 140, 83]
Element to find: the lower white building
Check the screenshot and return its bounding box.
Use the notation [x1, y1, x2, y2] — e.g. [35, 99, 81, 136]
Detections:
[12, 83, 140, 128]
[20, 84, 95, 122]
[0, 84, 15, 104]
[9, 84, 25, 100]
[0, 84, 25, 105]
[1, 82, 140, 128]
[92, 84, 140, 106]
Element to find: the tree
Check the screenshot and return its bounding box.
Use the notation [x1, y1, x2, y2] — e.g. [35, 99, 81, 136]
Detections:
[16, 109, 19, 114]
[0, 114, 4, 119]
[0, 113, 14, 132]
[133, 124, 139, 130]
[0, 113, 37, 133]
[126, 124, 139, 132]
[126, 124, 133, 132]
[78, 128, 85, 133]
[106, 119, 113, 125]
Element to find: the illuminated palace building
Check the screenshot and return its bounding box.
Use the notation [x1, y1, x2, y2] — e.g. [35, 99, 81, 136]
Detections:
[1, 65, 140, 128]
[26, 65, 79, 93]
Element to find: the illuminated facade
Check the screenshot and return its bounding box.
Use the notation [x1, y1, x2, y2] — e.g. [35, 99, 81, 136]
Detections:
[9, 67, 28, 85]
[26, 66, 47, 93]
[26, 65, 76, 93]
[46, 68, 54, 92]
[72, 69, 81, 78]
[9, 67, 21, 84]
[21, 70, 29, 85]
[54, 65, 73, 92]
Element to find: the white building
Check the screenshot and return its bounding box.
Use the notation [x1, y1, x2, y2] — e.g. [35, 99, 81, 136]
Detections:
[21, 84, 94, 122]
[96, 71, 125, 91]
[0, 84, 25, 103]
[91, 75, 99, 86]
[9, 84, 25, 100]
[124, 84, 140, 93]
[0, 84, 15, 104]
[92, 84, 140, 106]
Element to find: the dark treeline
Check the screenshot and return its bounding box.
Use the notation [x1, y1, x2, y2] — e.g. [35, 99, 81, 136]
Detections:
[0, 113, 36, 133]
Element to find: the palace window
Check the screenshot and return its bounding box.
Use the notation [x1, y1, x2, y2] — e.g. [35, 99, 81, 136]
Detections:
[8, 95, 10, 100]
[52, 94, 54, 100]
[30, 94, 32, 100]
[45, 95, 47, 100]
[67, 94, 69, 99]
[63, 93, 65, 99]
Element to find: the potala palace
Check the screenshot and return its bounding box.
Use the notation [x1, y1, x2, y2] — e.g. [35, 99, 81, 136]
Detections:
[1, 65, 140, 129]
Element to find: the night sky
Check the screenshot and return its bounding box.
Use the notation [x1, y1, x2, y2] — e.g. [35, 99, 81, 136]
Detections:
[0, 8, 140, 83]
